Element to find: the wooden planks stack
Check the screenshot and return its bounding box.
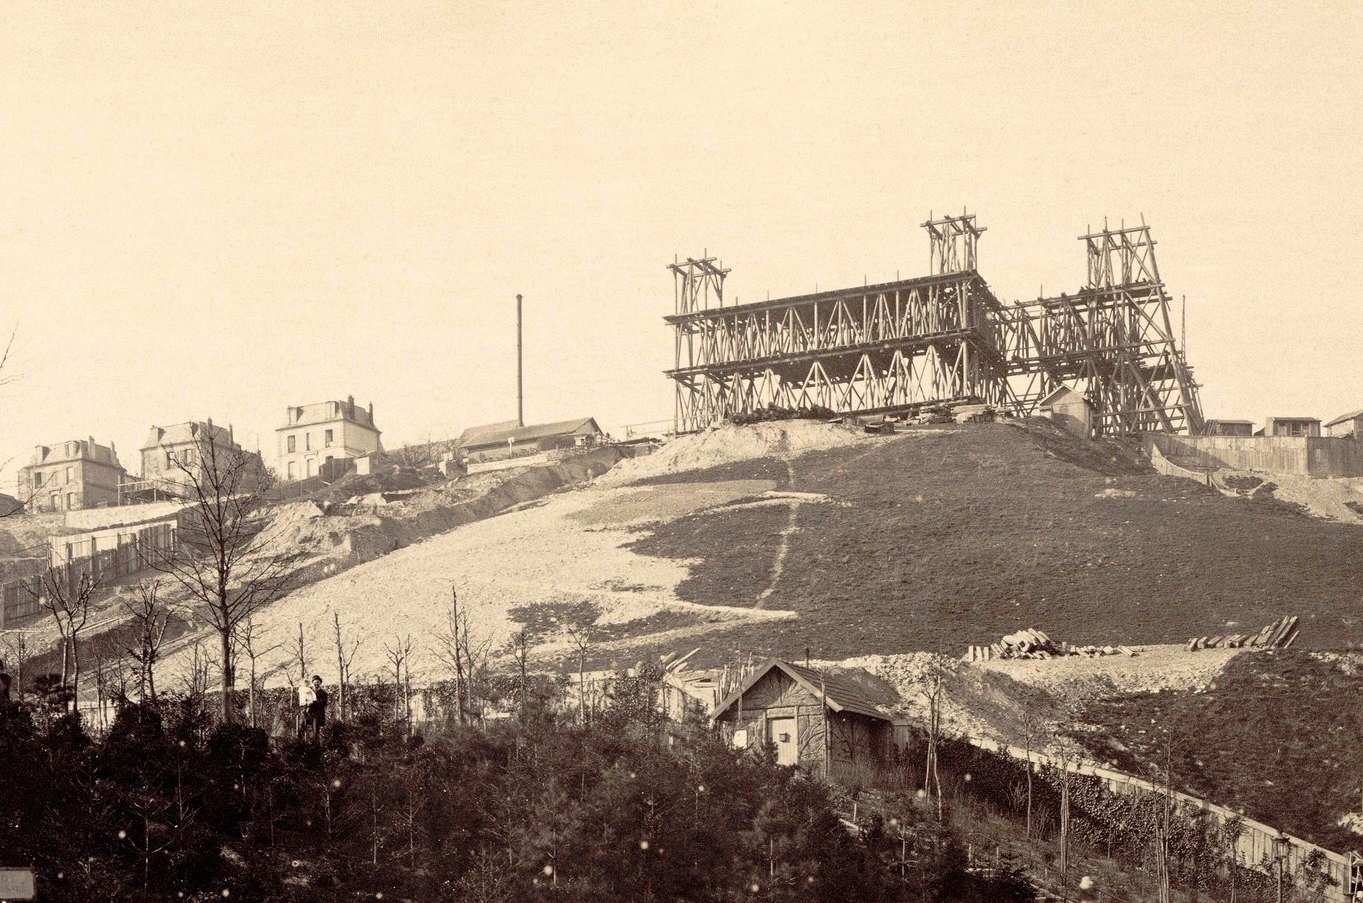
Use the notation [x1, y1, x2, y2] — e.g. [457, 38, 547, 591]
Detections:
[962, 628, 1137, 662]
[1186, 615, 1299, 652]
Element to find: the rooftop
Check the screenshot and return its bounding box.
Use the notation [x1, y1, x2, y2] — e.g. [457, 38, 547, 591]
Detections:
[141, 421, 236, 451]
[24, 438, 122, 468]
[713, 659, 897, 722]
[1324, 409, 1363, 428]
[457, 417, 602, 450]
[279, 397, 379, 431]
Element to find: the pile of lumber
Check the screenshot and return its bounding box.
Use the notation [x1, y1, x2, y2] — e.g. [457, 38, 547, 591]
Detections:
[963, 628, 1136, 662]
[1186, 615, 1299, 651]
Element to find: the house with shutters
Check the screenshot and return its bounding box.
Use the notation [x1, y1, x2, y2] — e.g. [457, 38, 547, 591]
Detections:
[276, 396, 382, 482]
[17, 437, 127, 513]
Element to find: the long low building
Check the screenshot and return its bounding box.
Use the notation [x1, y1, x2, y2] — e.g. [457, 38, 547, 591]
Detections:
[457, 417, 604, 464]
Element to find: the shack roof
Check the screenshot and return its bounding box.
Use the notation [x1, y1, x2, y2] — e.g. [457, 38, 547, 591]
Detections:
[713, 659, 894, 722]
[457, 417, 602, 450]
[1324, 409, 1363, 428]
[1037, 385, 1088, 408]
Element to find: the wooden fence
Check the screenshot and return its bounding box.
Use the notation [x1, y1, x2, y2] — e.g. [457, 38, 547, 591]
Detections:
[0, 524, 177, 628]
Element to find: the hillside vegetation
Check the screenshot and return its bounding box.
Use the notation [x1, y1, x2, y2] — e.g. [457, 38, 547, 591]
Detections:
[626, 420, 1363, 661]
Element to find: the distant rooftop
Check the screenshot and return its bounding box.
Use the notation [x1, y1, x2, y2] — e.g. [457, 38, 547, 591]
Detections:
[1324, 409, 1363, 428]
[141, 421, 236, 451]
[25, 438, 122, 468]
[279, 397, 379, 432]
[457, 417, 602, 450]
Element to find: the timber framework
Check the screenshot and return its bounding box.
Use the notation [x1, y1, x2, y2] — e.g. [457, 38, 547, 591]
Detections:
[665, 213, 1205, 437]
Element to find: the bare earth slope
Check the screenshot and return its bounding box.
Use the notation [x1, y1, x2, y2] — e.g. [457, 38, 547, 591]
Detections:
[153, 419, 1363, 691]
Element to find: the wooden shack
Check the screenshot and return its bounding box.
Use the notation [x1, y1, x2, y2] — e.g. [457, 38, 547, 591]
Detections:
[1038, 386, 1093, 439]
[1204, 419, 1255, 437]
[712, 660, 895, 782]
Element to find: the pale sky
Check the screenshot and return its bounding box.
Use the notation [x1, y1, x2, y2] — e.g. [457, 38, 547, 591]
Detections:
[2, 1, 1361, 480]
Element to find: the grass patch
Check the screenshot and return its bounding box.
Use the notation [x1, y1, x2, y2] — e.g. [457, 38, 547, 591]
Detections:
[623, 422, 1363, 663]
[1074, 651, 1363, 851]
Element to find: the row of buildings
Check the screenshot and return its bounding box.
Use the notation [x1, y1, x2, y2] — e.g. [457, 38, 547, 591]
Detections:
[1040, 387, 1363, 443]
[18, 397, 384, 514]
[18, 396, 608, 515]
[1203, 410, 1363, 439]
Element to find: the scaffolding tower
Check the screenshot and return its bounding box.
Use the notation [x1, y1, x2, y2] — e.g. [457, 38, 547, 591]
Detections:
[666, 214, 1205, 436]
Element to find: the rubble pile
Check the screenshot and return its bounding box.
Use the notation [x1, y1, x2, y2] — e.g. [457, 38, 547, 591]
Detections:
[1186, 615, 1299, 651]
[963, 628, 1136, 662]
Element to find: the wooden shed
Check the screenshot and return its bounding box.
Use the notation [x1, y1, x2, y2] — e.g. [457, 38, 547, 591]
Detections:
[712, 660, 896, 782]
[1038, 386, 1094, 439]
[1204, 419, 1255, 437]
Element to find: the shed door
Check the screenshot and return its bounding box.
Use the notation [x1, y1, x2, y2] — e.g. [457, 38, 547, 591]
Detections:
[766, 717, 798, 766]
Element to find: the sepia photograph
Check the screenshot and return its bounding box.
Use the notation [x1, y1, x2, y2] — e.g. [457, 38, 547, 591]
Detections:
[2, 2, 1362, 901]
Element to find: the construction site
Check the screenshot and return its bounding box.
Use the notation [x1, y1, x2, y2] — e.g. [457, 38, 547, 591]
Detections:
[666, 212, 1206, 437]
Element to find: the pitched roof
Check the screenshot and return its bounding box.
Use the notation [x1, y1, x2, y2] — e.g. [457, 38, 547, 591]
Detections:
[457, 417, 602, 450]
[140, 421, 234, 451]
[713, 659, 895, 722]
[1324, 409, 1363, 428]
[1038, 385, 1088, 408]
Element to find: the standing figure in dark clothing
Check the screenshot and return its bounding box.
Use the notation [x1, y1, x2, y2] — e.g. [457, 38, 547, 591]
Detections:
[298, 675, 328, 741]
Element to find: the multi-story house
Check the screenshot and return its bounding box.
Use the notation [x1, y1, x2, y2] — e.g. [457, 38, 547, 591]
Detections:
[139, 421, 247, 495]
[276, 397, 382, 482]
[17, 437, 127, 513]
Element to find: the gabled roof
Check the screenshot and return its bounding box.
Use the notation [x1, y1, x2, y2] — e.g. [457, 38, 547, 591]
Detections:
[1324, 409, 1363, 428]
[140, 421, 235, 451]
[1037, 385, 1088, 408]
[713, 659, 894, 722]
[457, 417, 602, 450]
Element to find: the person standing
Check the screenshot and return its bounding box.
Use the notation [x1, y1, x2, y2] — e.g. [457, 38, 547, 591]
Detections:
[297, 675, 329, 741]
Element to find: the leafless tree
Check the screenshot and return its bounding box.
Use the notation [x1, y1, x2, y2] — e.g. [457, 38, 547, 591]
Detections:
[30, 565, 101, 708]
[122, 579, 173, 702]
[508, 628, 531, 718]
[434, 587, 490, 724]
[151, 429, 292, 723]
[1021, 707, 1037, 838]
[332, 611, 360, 722]
[236, 615, 281, 728]
[919, 665, 944, 821]
[0, 630, 29, 702]
[384, 634, 416, 731]
[563, 615, 596, 725]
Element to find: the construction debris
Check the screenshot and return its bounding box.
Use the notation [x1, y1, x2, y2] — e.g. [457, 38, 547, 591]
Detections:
[1186, 615, 1299, 652]
[963, 628, 1136, 662]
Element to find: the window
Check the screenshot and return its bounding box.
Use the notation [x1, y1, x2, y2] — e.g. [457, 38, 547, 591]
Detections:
[65, 466, 73, 482]
[324, 429, 334, 447]
[287, 435, 296, 453]
[165, 451, 173, 467]
[33, 473, 42, 489]
[287, 461, 296, 480]
[66, 492, 76, 510]
[305, 433, 312, 451]
[306, 458, 315, 478]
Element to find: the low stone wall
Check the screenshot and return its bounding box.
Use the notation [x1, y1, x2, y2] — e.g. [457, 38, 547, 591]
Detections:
[1144, 434, 1363, 478]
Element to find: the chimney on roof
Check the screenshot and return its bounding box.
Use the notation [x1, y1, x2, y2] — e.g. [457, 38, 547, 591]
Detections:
[368, 401, 373, 423]
[347, 395, 355, 418]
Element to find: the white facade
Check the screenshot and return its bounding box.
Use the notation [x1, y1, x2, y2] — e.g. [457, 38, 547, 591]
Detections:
[277, 397, 382, 482]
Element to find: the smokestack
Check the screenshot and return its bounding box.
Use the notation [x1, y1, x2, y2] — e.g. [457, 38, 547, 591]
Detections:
[517, 293, 524, 428]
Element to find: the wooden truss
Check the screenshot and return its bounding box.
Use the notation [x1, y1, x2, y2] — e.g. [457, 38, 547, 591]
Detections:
[667, 216, 1205, 436]
[1000, 223, 1205, 435]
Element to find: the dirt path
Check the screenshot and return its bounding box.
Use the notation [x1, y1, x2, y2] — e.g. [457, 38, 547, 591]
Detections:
[756, 459, 801, 609]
